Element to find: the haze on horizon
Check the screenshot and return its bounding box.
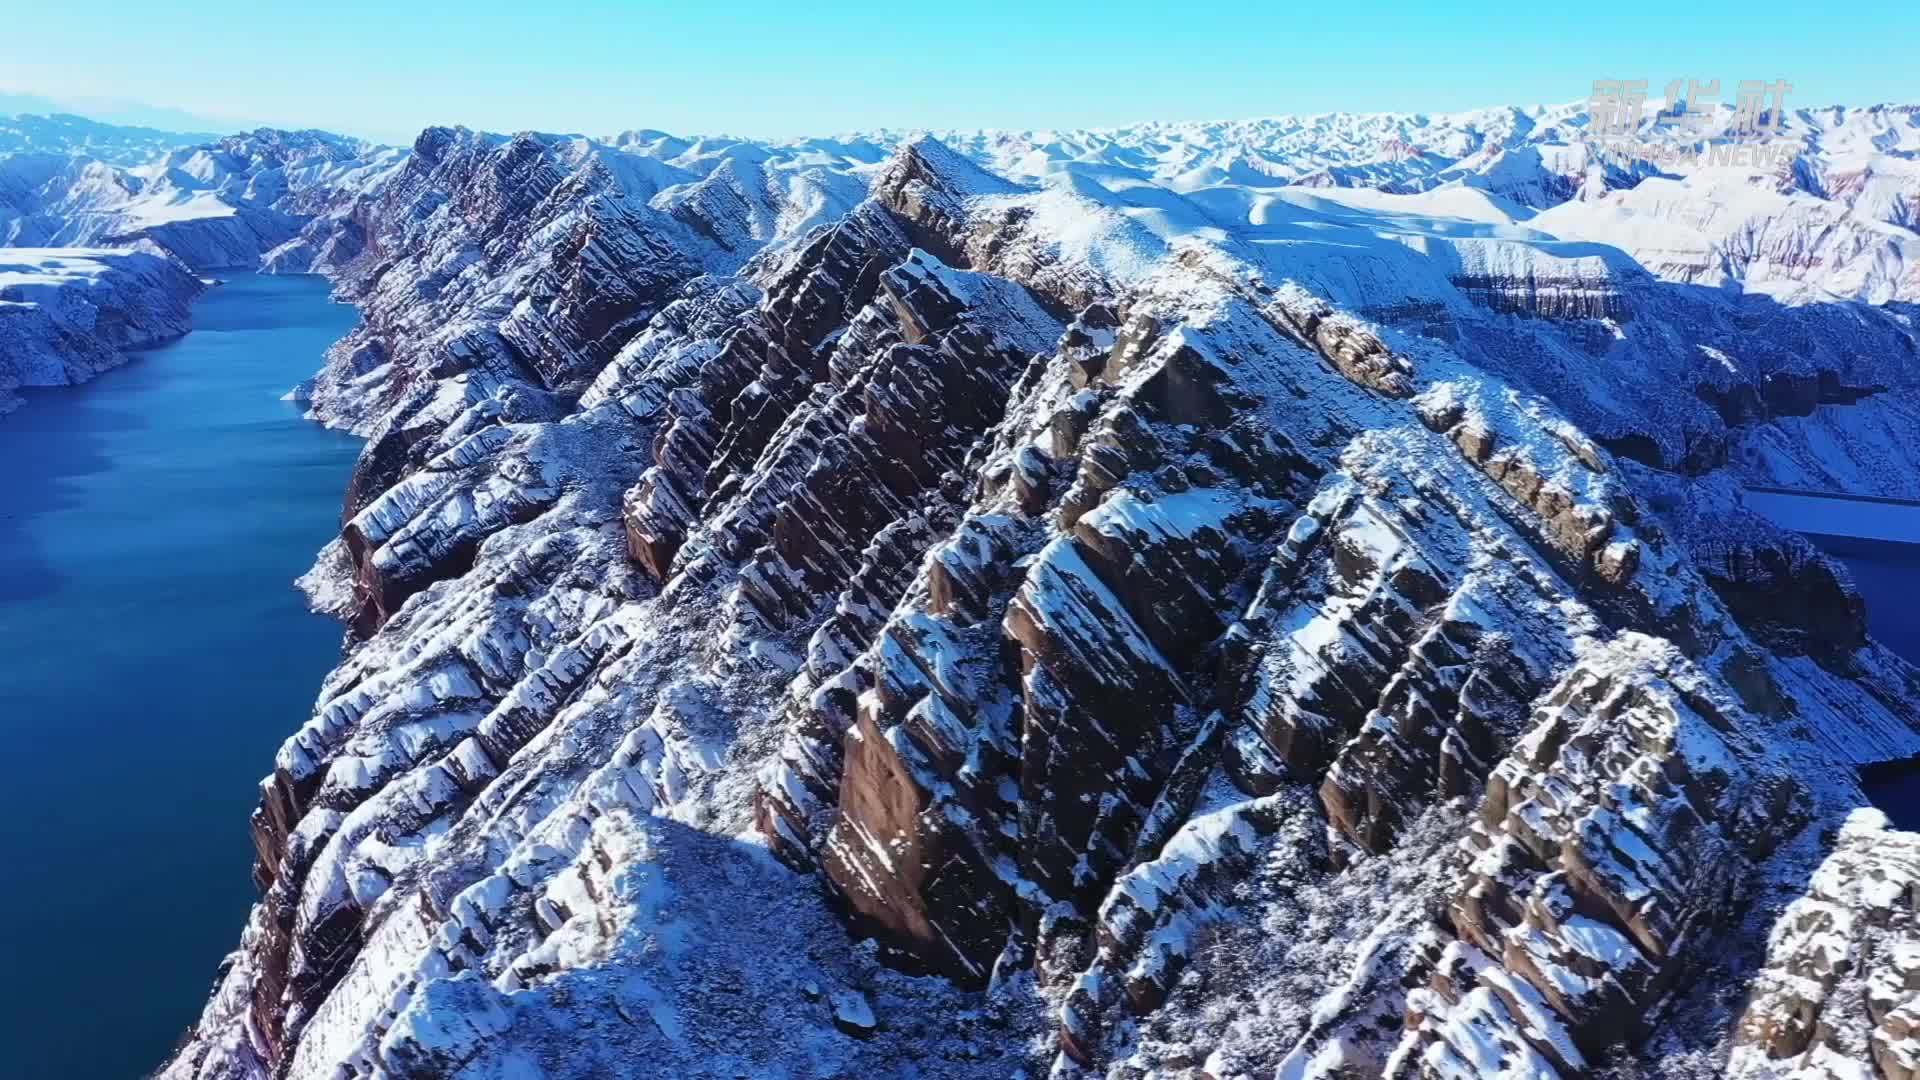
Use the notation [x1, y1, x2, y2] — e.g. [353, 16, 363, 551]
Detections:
[2, 0, 1914, 145]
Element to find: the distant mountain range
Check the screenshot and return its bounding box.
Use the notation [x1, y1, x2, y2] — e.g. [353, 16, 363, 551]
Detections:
[0, 109, 215, 165]
[0, 124, 401, 267]
[0, 89, 255, 140]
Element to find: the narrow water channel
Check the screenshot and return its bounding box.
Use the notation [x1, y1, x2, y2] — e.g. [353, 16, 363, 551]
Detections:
[0, 273, 359, 1078]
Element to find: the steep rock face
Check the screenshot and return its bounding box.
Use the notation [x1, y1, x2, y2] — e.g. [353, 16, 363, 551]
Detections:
[289, 127, 861, 635]
[1446, 271, 1634, 322]
[620, 198, 919, 585]
[1655, 472, 1871, 662]
[158, 116, 1920, 1080]
[0, 246, 203, 414]
[1055, 784, 1324, 1067]
[1395, 635, 1808, 1073]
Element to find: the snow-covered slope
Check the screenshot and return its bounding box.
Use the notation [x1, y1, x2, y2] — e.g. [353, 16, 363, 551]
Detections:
[0, 247, 203, 414]
[153, 104, 1920, 1080]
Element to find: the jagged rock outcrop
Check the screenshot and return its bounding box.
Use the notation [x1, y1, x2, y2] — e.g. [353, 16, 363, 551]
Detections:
[1730, 810, 1920, 1079]
[1394, 634, 1809, 1073]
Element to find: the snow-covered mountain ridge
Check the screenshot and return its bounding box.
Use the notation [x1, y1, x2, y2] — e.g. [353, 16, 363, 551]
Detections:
[0, 124, 403, 270]
[80, 102, 1920, 1079]
[8, 100, 1917, 296]
[0, 110, 217, 165]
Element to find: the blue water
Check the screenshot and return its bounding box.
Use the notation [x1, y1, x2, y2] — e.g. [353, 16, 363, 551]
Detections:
[1831, 547, 1920, 665]
[1825, 543, 1920, 829]
[0, 274, 360, 1078]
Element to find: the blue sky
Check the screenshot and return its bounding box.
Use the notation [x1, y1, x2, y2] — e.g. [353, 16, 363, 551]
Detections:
[1, 1, 1911, 143]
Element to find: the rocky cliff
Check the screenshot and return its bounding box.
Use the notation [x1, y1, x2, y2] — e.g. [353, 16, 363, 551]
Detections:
[0, 247, 203, 414]
[158, 105, 1920, 1079]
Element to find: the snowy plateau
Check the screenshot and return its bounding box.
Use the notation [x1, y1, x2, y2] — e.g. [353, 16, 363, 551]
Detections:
[5, 101, 1920, 1078]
